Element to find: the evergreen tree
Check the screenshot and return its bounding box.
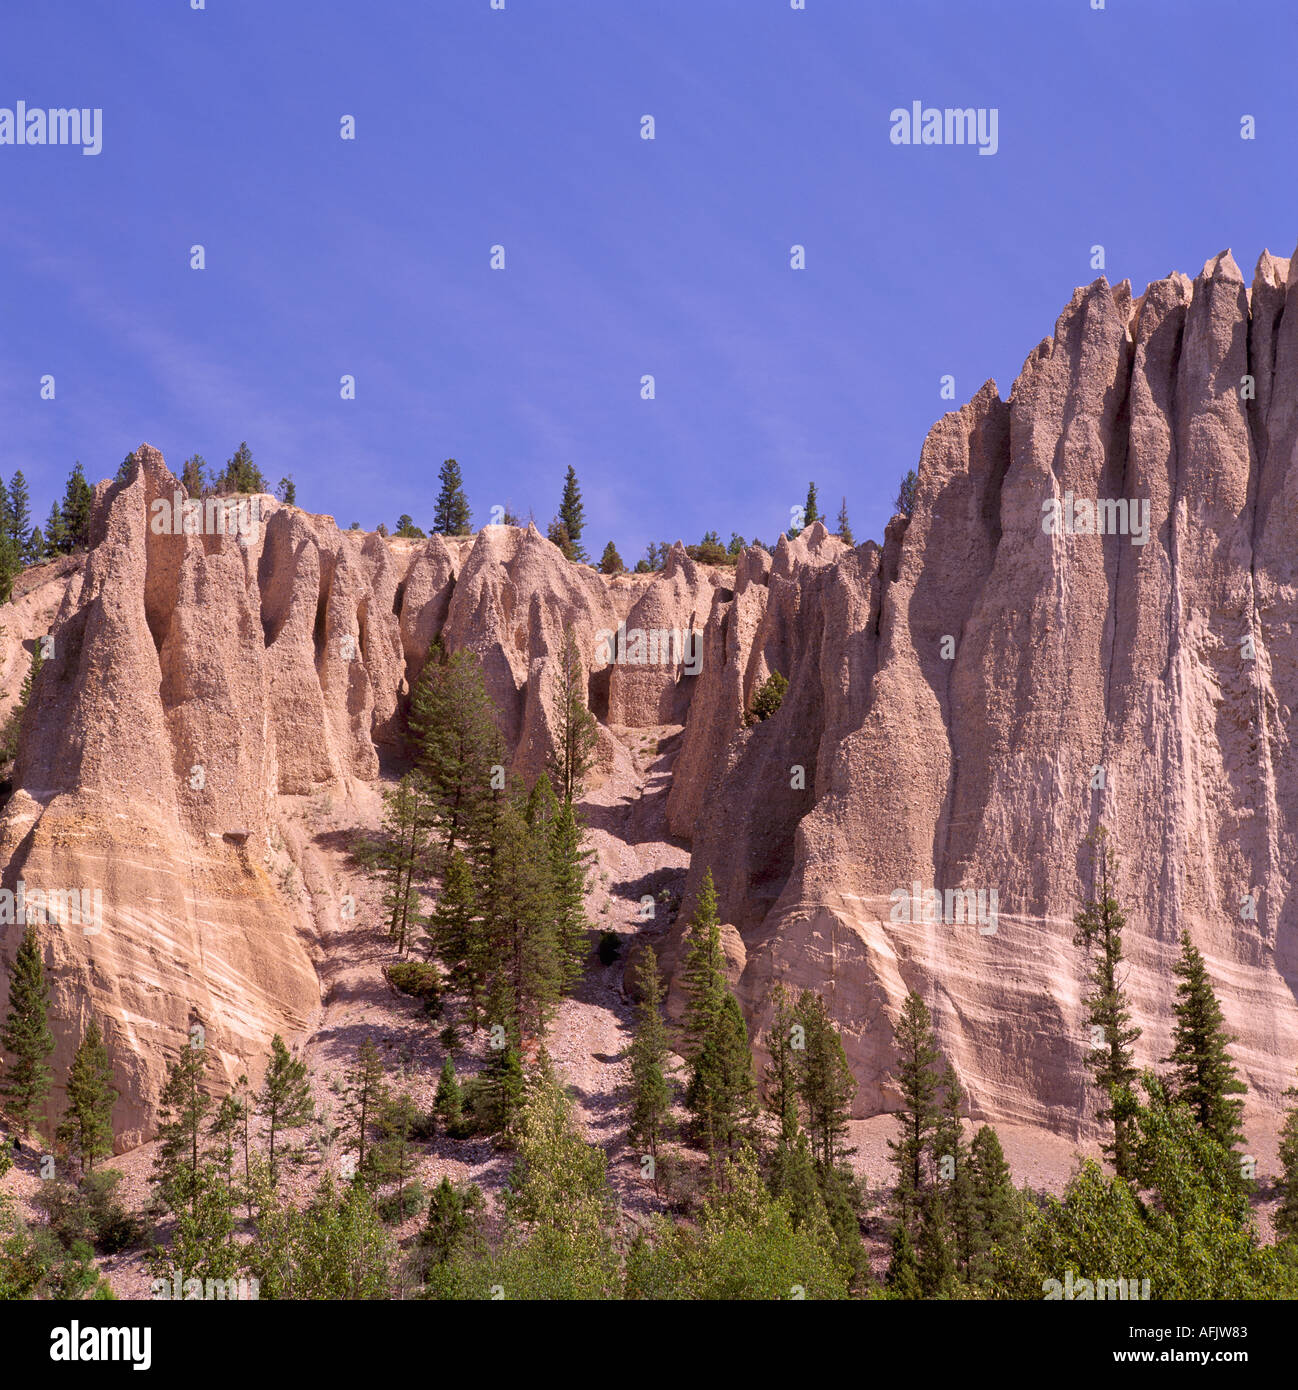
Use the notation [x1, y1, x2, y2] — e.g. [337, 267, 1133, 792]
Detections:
[1073, 826, 1141, 1178]
[794, 990, 857, 1172]
[432, 458, 472, 536]
[408, 643, 505, 866]
[547, 625, 599, 803]
[627, 946, 673, 1187]
[425, 849, 487, 1027]
[422, 1176, 484, 1266]
[547, 517, 577, 561]
[394, 514, 425, 538]
[359, 774, 434, 954]
[56, 1017, 117, 1175]
[181, 455, 208, 498]
[557, 466, 586, 561]
[151, 1037, 213, 1219]
[217, 442, 266, 494]
[886, 991, 942, 1229]
[2, 639, 43, 766]
[932, 1062, 974, 1279]
[917, 1187, 956, 1297]
[115, 453, 137, 484]
[1277, 1077, 1298, 1240]
[208, 1092, 244, 1217]
[886, 1219, 921, 1298]
[836, 497, 854, 546]
[0, 925, 55, 1132]
[599, 541, 625, 574]
[681, 869, 755, 1178]
[1162, 930, 1247, 1157]
[967, 1123, 1017, 1284]
[482, 798, 563, 1039]
[434, 1057, 463, 1136]
[256, 1035, 314, 1183]
[343, 1038, 387, 1184]
[277, 475, 296, 505]
[7, 472, 32, 557]
[762, 984, 801, 1143]
[61, 463, 94, 550]
[548, 793, 592, 991]
[894, 467, 919, 518]
[803, 481, 820, 529]
[26, 526, 43, 564]
[45, 501, 67, 556]
[374, 1089, 420, 1210]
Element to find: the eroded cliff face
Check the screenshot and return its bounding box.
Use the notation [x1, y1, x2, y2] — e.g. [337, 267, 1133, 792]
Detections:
[4, 247, 1298, 1147]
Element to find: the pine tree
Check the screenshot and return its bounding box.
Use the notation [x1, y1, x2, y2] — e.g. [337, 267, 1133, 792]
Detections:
[762, 984, 801, 1142]
[151, 1037, 213, 1219]
[681, 869, 755, 1178]
[359, 774, 434, 954]
[61, 462, 94, 549]
[1277, 1077, 1298, 1240]
[917, 1186, 956, 1297]
[803, 481, 820, 529]
[557, 466, 586, 561]
[599, 541, 624, 574]
[277, 475, 296, 505]
[3, 640, 44, 763]
[180, 455, 208, 498]
[932, 1062, 974, 1279]
[56, 1017, 117, 1175]
[208, 1091, 245, 1225]
[0, 925, 55, 1132]
[894, 467, 918, 518]
[432, 459, 472, 535]
[1162, 930, 1247, 1156]
[836, 497, 854, 546]
[115, 453, 137, 484]
[627, 946, 673, 1186]
[548, 794, 593, 991]
[7, 472, 32, 557]
[1073, 826, 1141, 1178]
[256, 1035, 314, 1183]
[967, 1123, 1016, 1284]
[887, 990, 942, 1229]
[434, 1057, 463, 1136]
[794, 990, 857, 1171]
[886, 1219, 921, 1298]
[547, 626, 599, 803]
[425, 849, 488, 1027]
[217, 442, 266, 494]
[374, 1089, 420, 1210]
[482, 798, 563, 1039]
[408, 643, 505, 866]
[26, 526, 43, 564]
[45, 501, 67, 556]
[343, 1038, 387, 1184]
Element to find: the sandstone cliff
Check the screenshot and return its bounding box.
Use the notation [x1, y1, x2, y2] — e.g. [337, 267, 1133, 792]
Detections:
[5, 246, 1298, 1147]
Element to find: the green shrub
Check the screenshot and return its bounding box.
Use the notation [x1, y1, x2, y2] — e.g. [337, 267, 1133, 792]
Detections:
[384, 961, 442, 1015]
[749, 670, 788, 724]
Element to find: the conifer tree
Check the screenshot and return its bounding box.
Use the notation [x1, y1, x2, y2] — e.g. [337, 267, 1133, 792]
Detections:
[836, 496, 854, 546]
[61, 462, 94, 550]
[56, 1017, 117, 1175]
[343, 1038, 387, 1184]
[627, 946, 673, 1186]
[1162, 930, 1247, 1156]
[426, 849, 489, 1028]
[932, 1062, 974, 1278]
[682, 869, 755, 1178]
[887, 990, 942, 1228]
[599, 541, 625, 574]
[432, 458, 472, 536]
[894, 467, 918, 518]
[967, 1123, 1016, 1283]
[26, 526, 43, 563]
[548, 626, 599, 804]
[360, 774, 434, 954]
[0, 925, 55, 1132]
[434, 1056, 463, 1136]
[217, 441, 265, 494]
[7, 472, 31, 557]
[803, 481, 820, 529]
[762, 984, 801, 1142]
[277, 475, 296, 505]
[408, 642, 505, 865]
[548, 794, 593, 990]
[45, 501, 67, 556]
[256, 1035, 314, 1182]
[795, 991, 857, 1171]
[180, 455, 208, 498]
[151, 1036, 213, 1219]
[2, 639, 43, 764]
[1073, 826, 1141, 1178]
[374, 1089, 420, 1210]
[886, 1220, 921, 1299]
[115, 453, 137, 484]
[557, 466, 586, 561]
[917, 1186, 956, 1297]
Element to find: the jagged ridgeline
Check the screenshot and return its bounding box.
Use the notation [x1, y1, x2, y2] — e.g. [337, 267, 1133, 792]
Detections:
[3, 248, 1298, 1151]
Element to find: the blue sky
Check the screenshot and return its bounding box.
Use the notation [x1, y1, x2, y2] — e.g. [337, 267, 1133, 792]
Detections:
[3, 0, 1296, 560]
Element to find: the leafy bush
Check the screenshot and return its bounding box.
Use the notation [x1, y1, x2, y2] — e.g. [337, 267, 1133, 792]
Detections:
[33, 1170, 145, 1255]
[378, 1178, 426, 1224]
[384, 961, 442, 1015]
[748, 670, 788, 724]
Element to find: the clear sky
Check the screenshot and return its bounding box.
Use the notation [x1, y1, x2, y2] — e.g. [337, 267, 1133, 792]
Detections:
[3, 0, 1297, 561]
